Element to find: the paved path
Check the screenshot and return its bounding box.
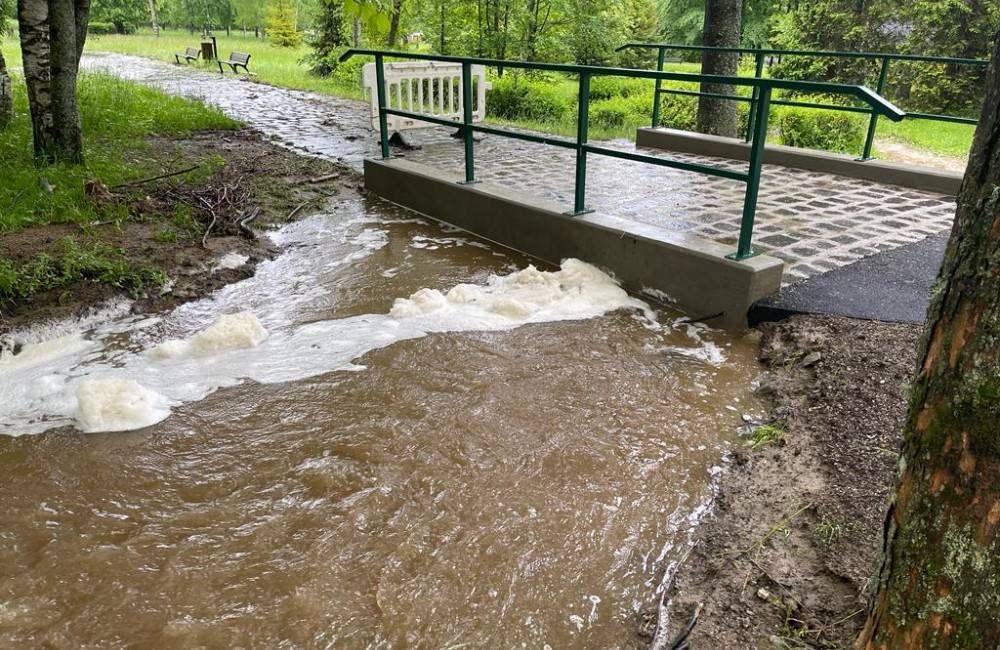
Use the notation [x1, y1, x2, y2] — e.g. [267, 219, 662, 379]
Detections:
[84, 52, 956, 285]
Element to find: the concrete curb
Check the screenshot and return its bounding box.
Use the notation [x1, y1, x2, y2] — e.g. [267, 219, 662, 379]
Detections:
[636, 127, 962, 195]
[364, 157, 783, 329]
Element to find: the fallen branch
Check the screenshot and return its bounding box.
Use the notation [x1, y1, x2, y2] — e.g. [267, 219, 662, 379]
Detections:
[286, 199, 313, 220]
[306, 172, 340, 184]
[111, 164, 201, 190]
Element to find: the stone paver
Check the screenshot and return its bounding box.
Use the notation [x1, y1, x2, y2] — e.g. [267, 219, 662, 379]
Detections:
[83, 52, 956, 283]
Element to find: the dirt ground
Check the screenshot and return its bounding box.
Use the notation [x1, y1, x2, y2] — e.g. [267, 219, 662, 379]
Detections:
[0, 129, 361, 337]
[654, 315, 923, 649]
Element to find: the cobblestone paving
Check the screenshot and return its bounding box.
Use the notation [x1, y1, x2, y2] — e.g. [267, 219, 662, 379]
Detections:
[84, 52, 956, 282]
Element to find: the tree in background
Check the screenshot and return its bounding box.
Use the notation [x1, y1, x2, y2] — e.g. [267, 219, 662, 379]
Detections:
[17, 0, 92, 163]
[854, 33, 1000, 649]
[307, 0, 347, 74]
[267, 0, 303, 46]
[568, 0, 626, 65]
[385, 0, 403, 46]
[90, 0, 148, 33]
[230, 0, 266, 35]
[696, 0, 741, 137]
[0, 0, 13, 128]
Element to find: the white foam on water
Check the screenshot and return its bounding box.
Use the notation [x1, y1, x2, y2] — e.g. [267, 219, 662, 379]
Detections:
[150, 312, 269, 359]
[0, 259, 649, 436]
[74, 379, 172, 433]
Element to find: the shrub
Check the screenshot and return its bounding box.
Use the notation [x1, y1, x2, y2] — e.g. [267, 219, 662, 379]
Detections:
[87, 21, 116, 35]
[589, 76, 651, 101]
[654, 92, 698, 131]
[486, 75, 571, 123]
[590, 94, 650, 131]
[777, 106, 865, 154]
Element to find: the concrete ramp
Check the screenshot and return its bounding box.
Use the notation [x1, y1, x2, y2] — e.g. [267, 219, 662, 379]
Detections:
[365, 158, 783, 329]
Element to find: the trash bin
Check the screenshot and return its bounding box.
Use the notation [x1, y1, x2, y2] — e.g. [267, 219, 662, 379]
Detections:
[201, 41, 215, 61]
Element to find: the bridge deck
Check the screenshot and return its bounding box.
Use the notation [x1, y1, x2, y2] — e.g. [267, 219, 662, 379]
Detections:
[84, 52, 957, 287]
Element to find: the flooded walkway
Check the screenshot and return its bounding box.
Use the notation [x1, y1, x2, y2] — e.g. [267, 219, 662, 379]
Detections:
[1, 107, 761, 646]
[81, 52, 956, 282]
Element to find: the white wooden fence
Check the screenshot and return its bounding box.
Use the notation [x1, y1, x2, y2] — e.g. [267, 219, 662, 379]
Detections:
[361, 61, 491, 132]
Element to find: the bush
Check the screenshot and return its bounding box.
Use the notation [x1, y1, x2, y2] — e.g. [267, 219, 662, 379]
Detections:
[777, 106, 865, 154]
[654, 92, 698, 131]
[486, 75, 572, 123]
[88, 21, 116, 35]
[589, 76, 650, 101]
[590, 94, 650, 131]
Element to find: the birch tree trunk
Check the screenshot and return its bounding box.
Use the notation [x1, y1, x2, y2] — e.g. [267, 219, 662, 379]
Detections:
[0, 48, 12, 129]
[16, 0, 89, 163]
[855, 33, 1000, 650]
[695, 0, 741, 137]
[17, 0, 55, 159]
[49, 0, 83, 163]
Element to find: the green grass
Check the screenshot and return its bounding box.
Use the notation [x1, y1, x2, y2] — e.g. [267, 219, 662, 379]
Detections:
[81, 28, 365, 99]
[747, 424, 786, 451]
[0, 70, 238, 232]
[875, 117, 975, 159]
[0, 238, 167, 307]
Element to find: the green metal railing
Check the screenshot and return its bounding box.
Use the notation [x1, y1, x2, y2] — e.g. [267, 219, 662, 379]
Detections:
[340, 49, 904, 260]
[616, 43, 988, 160]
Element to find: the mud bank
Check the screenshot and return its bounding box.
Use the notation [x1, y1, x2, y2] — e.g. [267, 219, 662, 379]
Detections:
[1, 128, 356, 336]
[659, 315, 922, 649]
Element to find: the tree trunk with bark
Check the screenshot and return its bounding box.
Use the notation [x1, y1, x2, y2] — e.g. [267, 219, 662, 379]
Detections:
[49, 0, 84, 163]
[386, 0, 403, 46]
[695, 0, 741, 137]
[16, 0, 89, 163]
[147, 0, 158, 34]
[0, 48, 12, 129]
[17, 0, 55, 159]
[855, 34, 1000, 650]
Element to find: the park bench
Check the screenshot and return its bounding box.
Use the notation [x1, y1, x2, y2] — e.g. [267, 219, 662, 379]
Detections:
[174, 47, 200, 65]
[218, 51, 252, 75]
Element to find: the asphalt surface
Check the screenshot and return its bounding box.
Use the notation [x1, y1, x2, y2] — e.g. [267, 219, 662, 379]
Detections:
[749, 231, 950, 325]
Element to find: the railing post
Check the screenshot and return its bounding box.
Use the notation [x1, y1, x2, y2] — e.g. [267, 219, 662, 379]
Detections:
[730, 86, 771, 261]
[460, 61, 476, 184]
[861, 56, 890, 161]
[573, 71, 591, 215]
[374, 54, 390, 160]
[651, 48, 665, 128]
[744, 50, 765, 143]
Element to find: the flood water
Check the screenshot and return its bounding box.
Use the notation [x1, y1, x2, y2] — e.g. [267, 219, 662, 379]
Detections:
[0, 195, 761, 648]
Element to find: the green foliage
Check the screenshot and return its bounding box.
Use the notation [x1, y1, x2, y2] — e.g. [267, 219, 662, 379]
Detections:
[813, 519, 844, 547]
[0, 238, 166, 307]
[747, 424, 785, 451]
[0, 71, 238, 232]
[777, 105, 865, 155]
[487, 74, 573, 122]
[88, 21, 118, 35]
[267, 0, 303, 47]
[307, 0, 348, 74]
[655, 91, 698, 130]
[91, 0, 149, 34]
[590, 94, 650, 130]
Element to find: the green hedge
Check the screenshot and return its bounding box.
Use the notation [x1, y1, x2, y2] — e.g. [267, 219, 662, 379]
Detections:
[88, 21, 116, 35]
[776, 106, 866, 154]
[487, 74, 573, 123]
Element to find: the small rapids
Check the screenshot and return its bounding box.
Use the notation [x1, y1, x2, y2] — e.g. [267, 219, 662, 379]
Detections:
[0, 197, 762, 648]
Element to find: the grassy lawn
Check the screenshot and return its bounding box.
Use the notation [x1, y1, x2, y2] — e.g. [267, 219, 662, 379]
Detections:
[1, 70, 238, 232]
[0, 68, 238, 307]
[82, 29, 365, 99]
[875, 117, 975, 159]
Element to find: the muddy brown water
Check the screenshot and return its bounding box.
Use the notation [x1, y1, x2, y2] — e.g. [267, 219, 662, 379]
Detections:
[1, 203, 760, 648]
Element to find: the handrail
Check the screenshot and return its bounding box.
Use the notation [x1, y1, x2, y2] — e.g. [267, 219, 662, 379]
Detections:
[616, 42, 986, 159]
[615, 42, 990, 67]
[340, 48, 905, 260]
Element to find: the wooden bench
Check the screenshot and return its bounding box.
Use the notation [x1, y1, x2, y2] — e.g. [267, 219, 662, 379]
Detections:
[174, 47, 200, 65]
[218, 51, 251, 75]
